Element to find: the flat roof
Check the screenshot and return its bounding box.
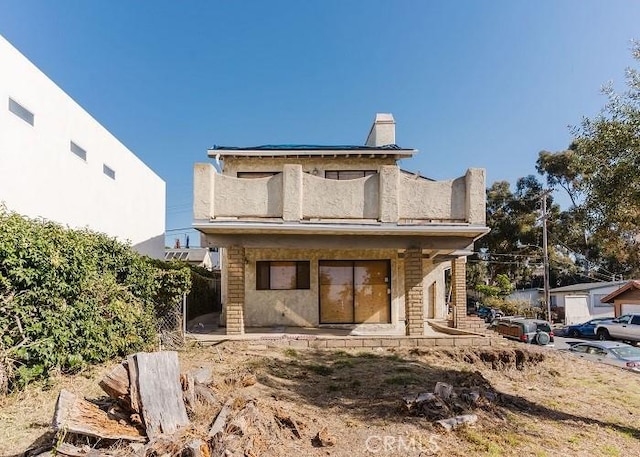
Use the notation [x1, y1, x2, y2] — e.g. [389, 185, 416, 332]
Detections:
[207, 144, 416, 159]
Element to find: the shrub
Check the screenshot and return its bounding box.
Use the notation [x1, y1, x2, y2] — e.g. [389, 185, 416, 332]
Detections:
[0, 207, 190, 391]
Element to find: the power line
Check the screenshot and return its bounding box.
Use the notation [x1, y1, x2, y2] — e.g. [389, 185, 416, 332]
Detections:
[166, 227, 196, 233]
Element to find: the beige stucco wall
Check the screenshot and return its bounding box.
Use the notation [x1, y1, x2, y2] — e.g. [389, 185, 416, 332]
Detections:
[302, 173, 379, 219]
[194, 159, 485, 224]
[220, 247, 450, 334]
[242, 248, 403, 331]
[423, 260, 449, 320]
[213, 173, 283, 217]
[398, 175, 466, 221]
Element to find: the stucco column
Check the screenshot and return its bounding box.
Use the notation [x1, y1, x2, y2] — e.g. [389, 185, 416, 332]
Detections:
[404, 248, 424, 335]
[193, 163, 215, 220]
[379, 165, 399, 223]
[226, 245, 246, 335]
[451, 256, 467, 328]
[465, 168, 486, 225]
[282, 164, 303, 221]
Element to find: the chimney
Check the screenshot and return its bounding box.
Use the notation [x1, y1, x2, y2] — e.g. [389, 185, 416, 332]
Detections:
[365, 113, 395, 147]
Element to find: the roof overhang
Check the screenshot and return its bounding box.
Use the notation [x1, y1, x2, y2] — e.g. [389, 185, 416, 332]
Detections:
[194, 220, 488, 238]
[207, 148, 417, 159]
[193, 220, 489, 250]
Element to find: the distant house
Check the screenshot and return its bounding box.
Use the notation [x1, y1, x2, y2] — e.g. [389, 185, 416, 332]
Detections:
[164, 247, 220, 271]
[549, 281, 626, 325]
[600, 280, 640, 317]
[0, 35, 165, 258]
[193, 113, 489, 335]
[507, 288, 543, 306]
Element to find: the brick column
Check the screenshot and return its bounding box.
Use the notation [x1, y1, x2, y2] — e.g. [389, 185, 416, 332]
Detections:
[451, 257, 466, 328]
[404, 248, 424, 335]
[226, 245, 245, 335]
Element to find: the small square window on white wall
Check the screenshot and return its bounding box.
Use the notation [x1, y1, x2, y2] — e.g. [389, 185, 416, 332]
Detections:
[8, 98, 34, 126]
[103, 164, 116, 180]
[70, 141, 87, 161]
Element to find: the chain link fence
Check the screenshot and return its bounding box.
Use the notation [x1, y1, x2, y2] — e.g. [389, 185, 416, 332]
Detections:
[157, 294, 186, 350]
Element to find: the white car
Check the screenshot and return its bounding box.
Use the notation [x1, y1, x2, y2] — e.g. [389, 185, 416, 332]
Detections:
[595, 314, 640, 343]
[567, 341, 640, 373]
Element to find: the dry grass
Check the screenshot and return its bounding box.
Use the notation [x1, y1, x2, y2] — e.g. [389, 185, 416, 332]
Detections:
[2, 340, 640, 456]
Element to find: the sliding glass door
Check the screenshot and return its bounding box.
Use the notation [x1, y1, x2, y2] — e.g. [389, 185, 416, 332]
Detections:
[319, 260, 390, 324]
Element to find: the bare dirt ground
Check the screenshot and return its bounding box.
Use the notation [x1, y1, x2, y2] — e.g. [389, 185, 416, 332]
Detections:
[2, 339, 640, 457]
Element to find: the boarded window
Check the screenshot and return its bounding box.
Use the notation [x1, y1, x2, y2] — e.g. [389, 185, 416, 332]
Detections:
[256, 261, 310, 290]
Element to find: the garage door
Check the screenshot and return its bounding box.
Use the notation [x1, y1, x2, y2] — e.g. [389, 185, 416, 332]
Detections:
[564, 295, 590, 325]
[621, 304, 640, 314]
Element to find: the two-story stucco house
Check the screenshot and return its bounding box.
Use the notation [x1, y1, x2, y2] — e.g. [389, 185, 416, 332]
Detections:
[193, 114, 488, 335]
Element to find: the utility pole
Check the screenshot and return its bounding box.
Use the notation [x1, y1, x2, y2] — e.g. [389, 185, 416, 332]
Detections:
[540, 191, 552, 322]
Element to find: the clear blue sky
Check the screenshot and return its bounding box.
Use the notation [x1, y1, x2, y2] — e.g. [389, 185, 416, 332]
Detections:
[1, 1, 638, 247]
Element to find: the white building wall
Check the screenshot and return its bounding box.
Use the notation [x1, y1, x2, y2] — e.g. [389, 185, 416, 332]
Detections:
[0, 35, 165, 257]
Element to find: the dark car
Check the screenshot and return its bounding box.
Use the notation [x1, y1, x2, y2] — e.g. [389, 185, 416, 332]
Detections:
[564, 318, 613, 338]
[494, 317, 554, 345]
[567, 341, 640, 373]
[476, 306, 504, 323]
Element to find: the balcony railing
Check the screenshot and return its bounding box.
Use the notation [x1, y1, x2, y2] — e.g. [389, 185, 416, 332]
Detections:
[194, 164, 485, 225]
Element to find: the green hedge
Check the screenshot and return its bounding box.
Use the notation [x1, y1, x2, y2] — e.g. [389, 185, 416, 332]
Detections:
[0, 207, 190, 391]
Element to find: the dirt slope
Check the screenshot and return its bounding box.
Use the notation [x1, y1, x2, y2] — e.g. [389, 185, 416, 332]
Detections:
[2, 341, 639, 457]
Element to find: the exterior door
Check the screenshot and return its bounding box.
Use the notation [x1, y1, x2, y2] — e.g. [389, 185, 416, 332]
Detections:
[319, 260, 390, 324]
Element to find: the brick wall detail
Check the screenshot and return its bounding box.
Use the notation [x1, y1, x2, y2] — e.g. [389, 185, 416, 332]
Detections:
[226, 245, 245, 335]
[404, 248, 424, 336]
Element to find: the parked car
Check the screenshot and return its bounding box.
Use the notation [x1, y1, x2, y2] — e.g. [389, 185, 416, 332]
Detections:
[476, 306, 504, 323]
[567, 341, 640, 373]
[494, 317, 554, 345]
[595, 314, 640, 343]
[564, 317, 613, 338]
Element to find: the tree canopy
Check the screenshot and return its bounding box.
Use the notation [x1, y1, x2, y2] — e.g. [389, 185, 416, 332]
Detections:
[473, 42, 640, 294]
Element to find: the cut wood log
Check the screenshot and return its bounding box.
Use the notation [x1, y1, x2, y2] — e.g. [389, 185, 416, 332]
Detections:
[435, 414, 478, 431]
[127, 354, 140, 415]
[98, 362, 129, 401]
[434, 382, 453, 400]
[209, 398, 234, 437]
[52, 389, 146, 442]
[402, 392, 436, 410]
[185, 439, 211, 457]
[194, 384, 217, 406]
[191, 367, 213, 385]
[182, 372, 196, 409]
[132, 351, 190, 438]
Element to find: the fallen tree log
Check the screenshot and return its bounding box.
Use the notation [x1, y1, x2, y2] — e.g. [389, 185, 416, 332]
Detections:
[435, 414, 478, 431]
[52, 389, 145, 442]
[209, 398, 234, 437]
